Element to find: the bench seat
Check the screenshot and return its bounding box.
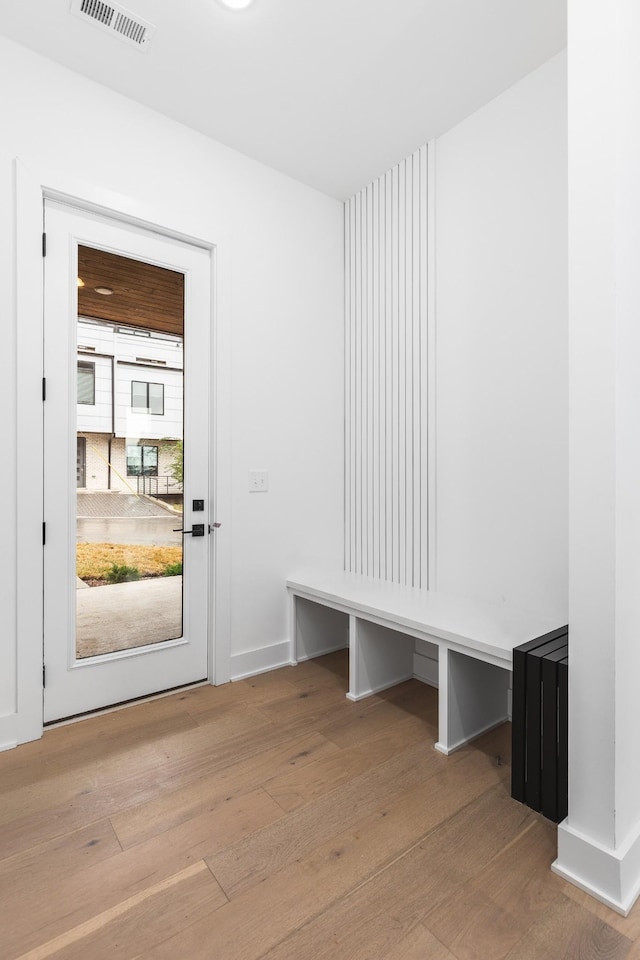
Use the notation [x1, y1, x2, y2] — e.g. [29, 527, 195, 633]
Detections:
[287, 569, 564, 754]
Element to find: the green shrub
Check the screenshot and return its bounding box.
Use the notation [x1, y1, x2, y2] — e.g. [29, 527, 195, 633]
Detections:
[163, 562, 183, 577]
[106, 563, 141, 584]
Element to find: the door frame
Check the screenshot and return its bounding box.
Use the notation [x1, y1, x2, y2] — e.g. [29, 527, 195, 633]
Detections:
[14, 156, 232, 746]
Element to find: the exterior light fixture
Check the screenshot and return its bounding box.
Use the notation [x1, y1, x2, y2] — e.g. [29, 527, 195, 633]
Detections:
[77, 277, 85, 288]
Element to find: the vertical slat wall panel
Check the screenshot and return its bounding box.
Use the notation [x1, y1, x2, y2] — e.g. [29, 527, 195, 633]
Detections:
[384, 171, 393, 581]
[344, 196, 351, 571]
[397, 160, 406, 587]
[372, 178, 380, 578]
[345, 147, 429, 587]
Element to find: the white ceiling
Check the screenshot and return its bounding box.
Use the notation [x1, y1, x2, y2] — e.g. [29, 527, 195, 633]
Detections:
[0, 0, 566, 199]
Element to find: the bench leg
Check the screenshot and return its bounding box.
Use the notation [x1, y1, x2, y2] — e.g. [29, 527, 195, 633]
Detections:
[288, 591, 297, 665]
[347, 616, 415, 701]
[435, 647, 510, 755]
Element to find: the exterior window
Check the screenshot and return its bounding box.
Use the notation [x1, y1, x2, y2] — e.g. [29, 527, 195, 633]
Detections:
[77, 361, 95, 405]
[131, 380, 164, 415]
[126, 444, 159, 477]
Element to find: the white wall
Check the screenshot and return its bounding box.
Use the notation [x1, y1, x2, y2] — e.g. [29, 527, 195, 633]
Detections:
[434, 52, 568, 621]
[0, 35, 343, 737]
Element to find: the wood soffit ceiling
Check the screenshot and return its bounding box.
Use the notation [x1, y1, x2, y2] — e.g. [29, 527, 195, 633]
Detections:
[78, 246, 184, 337]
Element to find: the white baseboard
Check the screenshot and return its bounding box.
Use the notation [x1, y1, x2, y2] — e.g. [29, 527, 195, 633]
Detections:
[230, 640, 293, 681]
[553, 818, 640, 916]
[434, 715, 509, 756]
[346, 671, 415, 702]
[295, 643, 348, 664]
[0, 714, 18, 752]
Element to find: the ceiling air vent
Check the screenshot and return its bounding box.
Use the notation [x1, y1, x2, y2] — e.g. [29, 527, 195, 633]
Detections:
[70, 0, 156, 52]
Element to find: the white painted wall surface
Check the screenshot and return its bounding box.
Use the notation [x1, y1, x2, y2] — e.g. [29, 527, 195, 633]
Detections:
[434, 52, 568, 621]
[0, 35, 343, 734]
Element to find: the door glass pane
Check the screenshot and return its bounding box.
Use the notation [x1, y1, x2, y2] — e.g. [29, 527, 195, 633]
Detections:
[75, 246, 185, 660]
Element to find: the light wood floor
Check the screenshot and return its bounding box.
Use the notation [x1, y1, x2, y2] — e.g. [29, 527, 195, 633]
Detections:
[1, 651, 638, 960]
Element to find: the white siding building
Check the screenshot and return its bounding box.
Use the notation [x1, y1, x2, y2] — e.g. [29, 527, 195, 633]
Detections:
[76, 318, 183, 496]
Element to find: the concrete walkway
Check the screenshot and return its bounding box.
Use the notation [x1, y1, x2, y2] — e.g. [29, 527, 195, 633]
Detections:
[76, 575, 183, 659]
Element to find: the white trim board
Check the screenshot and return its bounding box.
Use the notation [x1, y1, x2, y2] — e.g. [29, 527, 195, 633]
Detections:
[553, 818, 640, 917]
[230, 641, 292, 681]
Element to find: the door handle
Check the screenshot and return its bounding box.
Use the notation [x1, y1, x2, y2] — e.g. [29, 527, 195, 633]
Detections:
[173, 524, 205, 537]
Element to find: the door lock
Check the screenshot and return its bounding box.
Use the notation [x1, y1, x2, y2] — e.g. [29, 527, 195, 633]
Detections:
[173, 523, 205, 537]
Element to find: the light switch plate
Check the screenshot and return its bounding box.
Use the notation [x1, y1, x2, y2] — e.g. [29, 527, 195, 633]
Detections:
[249, 470, 268, 492]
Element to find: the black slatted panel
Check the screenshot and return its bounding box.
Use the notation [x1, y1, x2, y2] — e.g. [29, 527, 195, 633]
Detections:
[511, 626, 568, 804]
[511, 626, 569, 823]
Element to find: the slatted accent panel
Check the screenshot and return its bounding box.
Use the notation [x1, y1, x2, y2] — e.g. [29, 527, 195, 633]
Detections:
[345, 146, 429, 587]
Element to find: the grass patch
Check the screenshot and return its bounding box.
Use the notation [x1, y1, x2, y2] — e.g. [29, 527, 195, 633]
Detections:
[77, 543, 183, 581]
[106, 563, 141, 584]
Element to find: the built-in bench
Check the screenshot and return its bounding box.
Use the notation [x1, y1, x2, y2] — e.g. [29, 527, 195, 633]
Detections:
[287, 570, 565, 755]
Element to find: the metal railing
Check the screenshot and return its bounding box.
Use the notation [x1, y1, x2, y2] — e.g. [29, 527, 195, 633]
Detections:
[135, 475, 183, 496]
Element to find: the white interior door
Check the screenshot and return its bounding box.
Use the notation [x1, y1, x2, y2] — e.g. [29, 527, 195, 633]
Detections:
[43, 201, 213, 722]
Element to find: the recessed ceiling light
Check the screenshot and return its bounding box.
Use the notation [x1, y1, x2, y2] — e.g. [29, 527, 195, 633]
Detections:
[217, 0, 255, 9]
[95, 287, 114, 296]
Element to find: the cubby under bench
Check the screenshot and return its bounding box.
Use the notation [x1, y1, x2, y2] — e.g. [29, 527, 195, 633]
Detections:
[287, 570, 564, 755]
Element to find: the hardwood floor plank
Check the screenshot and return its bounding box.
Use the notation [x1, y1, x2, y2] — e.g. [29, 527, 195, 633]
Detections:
[129, 779, 482, 960]
[110, 731, 337, 849]
[467, 816, 564, 925]
[263, 717, 429, 813]
[556, 871, 640, 943]
[13, 861, 225, 960]
[0, 711, 200, 826]
[424, 885, 531, 960]
[317, 695, 436, 750]
[0, 703, 200, 792]
[187, 676, 303, 717]
[381, 924, 457, 960]
[206, 738, 448, 899]
[207, 744, 507, 901]
[0, 820, 121, 902]
[0, 718, 333, 859]
[258, 786, 535, 960]
[503, 895, 633, 959]
[285, 650, 349, 688]
[252, 683, 377, 727]
[376, 678, 439, 725]
[1, 788, 274, 958]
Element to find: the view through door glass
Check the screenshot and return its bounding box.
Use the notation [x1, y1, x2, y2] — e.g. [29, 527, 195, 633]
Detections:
[75, 246, 185, 658]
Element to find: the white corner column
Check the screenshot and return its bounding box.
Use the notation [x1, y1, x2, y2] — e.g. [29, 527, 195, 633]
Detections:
[553, 0, 640, 915]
